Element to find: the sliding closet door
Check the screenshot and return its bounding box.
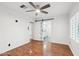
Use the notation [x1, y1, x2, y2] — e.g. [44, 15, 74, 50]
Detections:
[42, 20, 52, 56]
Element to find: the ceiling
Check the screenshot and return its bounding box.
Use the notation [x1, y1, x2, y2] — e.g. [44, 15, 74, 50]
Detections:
[0, 2, 74, 19]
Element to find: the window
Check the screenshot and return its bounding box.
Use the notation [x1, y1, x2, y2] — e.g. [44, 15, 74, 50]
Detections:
[71, 12, 79, 41]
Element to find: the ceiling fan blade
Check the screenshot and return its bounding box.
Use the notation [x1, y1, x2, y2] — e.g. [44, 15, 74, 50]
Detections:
[26, 10, 35, 12]
[40, 4, 50, 10]
[29, 2, 36, 9]
[41, 11, 48, 14]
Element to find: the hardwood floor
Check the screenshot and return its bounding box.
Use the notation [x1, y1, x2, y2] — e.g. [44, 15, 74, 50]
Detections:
[0, 40, 73, 56]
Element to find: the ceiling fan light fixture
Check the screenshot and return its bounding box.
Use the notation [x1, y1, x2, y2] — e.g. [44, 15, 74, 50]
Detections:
[35, 9, 40, 13]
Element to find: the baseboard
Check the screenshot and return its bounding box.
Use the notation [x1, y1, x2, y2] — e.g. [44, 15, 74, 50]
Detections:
[0, 39, 30, 54]
[32, 39, 69, 46]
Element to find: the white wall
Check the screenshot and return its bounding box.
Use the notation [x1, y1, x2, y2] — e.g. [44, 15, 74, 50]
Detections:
[69, 2, 79, 56]
[51, 15, 70, 44]
[0, 5, 32, 54]
[32, 14, 70, 45]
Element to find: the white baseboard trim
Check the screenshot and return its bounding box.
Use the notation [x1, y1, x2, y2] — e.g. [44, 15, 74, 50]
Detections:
[0, 39, 30, 54]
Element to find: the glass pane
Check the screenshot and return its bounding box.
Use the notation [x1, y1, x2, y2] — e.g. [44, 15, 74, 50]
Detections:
[71, 13, 79, 41]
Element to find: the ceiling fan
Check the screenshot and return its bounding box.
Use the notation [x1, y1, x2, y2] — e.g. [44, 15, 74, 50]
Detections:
[20, 2, 50, 16]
